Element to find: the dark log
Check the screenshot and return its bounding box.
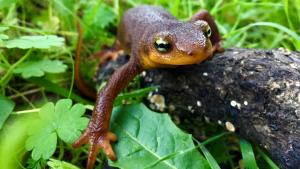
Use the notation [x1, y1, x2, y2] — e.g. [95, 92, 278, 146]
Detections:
[95, 48, 300, 169]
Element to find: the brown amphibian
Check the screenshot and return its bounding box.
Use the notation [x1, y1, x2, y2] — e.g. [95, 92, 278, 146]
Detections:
[73, 5, 224, 169]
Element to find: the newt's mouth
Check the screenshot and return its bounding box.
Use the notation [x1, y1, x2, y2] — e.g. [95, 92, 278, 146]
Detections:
[141, 49, 213, 69]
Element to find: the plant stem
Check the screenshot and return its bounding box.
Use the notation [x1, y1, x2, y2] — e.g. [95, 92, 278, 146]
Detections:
[0, 48, 32, 87]
[58, 140, 65, 160]
[68, 52, 74, 99]
[0, 51, 10, 66]
[11, 108, 40, 115]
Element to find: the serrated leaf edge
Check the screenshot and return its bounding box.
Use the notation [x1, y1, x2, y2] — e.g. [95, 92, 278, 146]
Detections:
[112, 111, 181, 169]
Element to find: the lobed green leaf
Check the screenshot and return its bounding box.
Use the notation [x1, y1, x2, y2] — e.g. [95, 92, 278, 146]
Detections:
[0, 95, 15, 129]
[25, 99, 88, 160]
[4, 35, 64, 49]
[14, 59, 67, 78]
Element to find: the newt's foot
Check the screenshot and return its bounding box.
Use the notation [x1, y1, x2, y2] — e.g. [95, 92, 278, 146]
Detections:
[93, 45, 123, 66]
[73, 130, 117, 169]
[213, 41, 224, 53]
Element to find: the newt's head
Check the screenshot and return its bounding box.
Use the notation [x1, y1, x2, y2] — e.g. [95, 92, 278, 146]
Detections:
[141, 20, 213, 69]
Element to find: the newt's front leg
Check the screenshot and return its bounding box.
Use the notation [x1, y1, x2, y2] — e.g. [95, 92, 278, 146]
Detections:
[73, 57, 142, 169]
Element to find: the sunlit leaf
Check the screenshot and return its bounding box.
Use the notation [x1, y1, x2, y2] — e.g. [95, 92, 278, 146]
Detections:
[109, 103, 209, 169]
[0, 95, 15, 129]
[0, 27, 9, 32]
[4, 35, 64, 49]
[199, 145, 221, 169]
[240, 139, 258, 169]
[0, 0, 20, 9]
[14, 59, 67, 78]
[84, 3, 116, 29]
[25, 99, 89, 160]
[47, 158, 80, 169]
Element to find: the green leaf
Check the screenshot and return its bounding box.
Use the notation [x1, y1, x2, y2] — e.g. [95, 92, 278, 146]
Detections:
[0, 0, 20, 9]
[0, 34, 9, 40]
[26, 127, 57, 160]
[0, 27, 9, 32]
[56, 101, 88, 143]
[14, 59, 67, 78]
[27, 158, 47, 169]
[109, 103, 209, 169]
[47, 158, 80, 169]
[240, 139, 258, 169]
[25, 99, 89, 160]
[114, 87, 157, 106]
[0, 95, 15, 129]
[84, 3, 116, 29]
[4, 35, 64, 49]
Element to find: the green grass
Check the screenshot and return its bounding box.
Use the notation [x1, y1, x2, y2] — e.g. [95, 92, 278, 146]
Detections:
[0, 0, 298, 169]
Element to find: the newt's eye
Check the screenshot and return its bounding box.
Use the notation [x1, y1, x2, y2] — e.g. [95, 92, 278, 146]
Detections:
[204, 26, 212, 38]
[154, 37, 172, 53]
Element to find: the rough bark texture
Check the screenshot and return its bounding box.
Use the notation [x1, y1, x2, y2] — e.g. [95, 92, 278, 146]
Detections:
[95, 48, 300, 169]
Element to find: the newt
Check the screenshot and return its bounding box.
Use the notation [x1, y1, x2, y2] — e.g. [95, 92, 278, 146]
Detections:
[73, 5, 224, 169]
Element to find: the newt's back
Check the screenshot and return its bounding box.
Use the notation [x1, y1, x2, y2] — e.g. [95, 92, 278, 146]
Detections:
[117, 6, 176, 52]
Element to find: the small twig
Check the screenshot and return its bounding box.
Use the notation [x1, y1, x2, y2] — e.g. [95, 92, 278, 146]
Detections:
[9, 88, 43, 99]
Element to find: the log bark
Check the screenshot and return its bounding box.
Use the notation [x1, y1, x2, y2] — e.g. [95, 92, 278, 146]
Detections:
[95, 48, 300, 169]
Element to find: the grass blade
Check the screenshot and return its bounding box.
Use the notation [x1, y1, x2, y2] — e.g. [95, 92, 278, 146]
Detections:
[255, 146, 280, 169]
[240, 139, 258, 169]
[199, 144, 221, 169]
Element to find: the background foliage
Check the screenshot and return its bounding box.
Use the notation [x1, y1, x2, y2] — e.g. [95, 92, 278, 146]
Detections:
[0, 0, 299, 169]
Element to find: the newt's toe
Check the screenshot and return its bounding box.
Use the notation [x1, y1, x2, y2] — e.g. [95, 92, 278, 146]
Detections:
[72, 131, 89, 148]
[75, 131, 117, 169]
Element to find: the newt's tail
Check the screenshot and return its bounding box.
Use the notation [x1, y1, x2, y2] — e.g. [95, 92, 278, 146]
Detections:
[75, 21, 97, 100]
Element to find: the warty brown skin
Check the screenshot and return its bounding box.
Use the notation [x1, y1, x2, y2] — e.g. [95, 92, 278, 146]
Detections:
[73, 5, 223, 169]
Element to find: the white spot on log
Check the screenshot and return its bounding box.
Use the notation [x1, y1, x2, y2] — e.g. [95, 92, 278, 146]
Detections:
[203, 72, 208, 76]
[244, 101, 248, 106]
[225, 121, 236, 132]
[218, 120, 223, 125]
[278, 47, 291, 55]
[290, 63, 297, 69]
[197, 100, 202, 107]
[231, 100, 237, 107]
[231, 100, 241, 109]
[149, 94, 166, 111]
[270, 82, 281, 90]
[204, 116, 210, 123]
[188, 105, 194, 113]
[169, 104, 175, 112]
[141, 71, 146, 77]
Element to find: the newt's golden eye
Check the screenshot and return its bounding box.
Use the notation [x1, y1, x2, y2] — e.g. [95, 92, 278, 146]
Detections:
[154, 37, 172, 53]
[204, 26, 212, 38]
